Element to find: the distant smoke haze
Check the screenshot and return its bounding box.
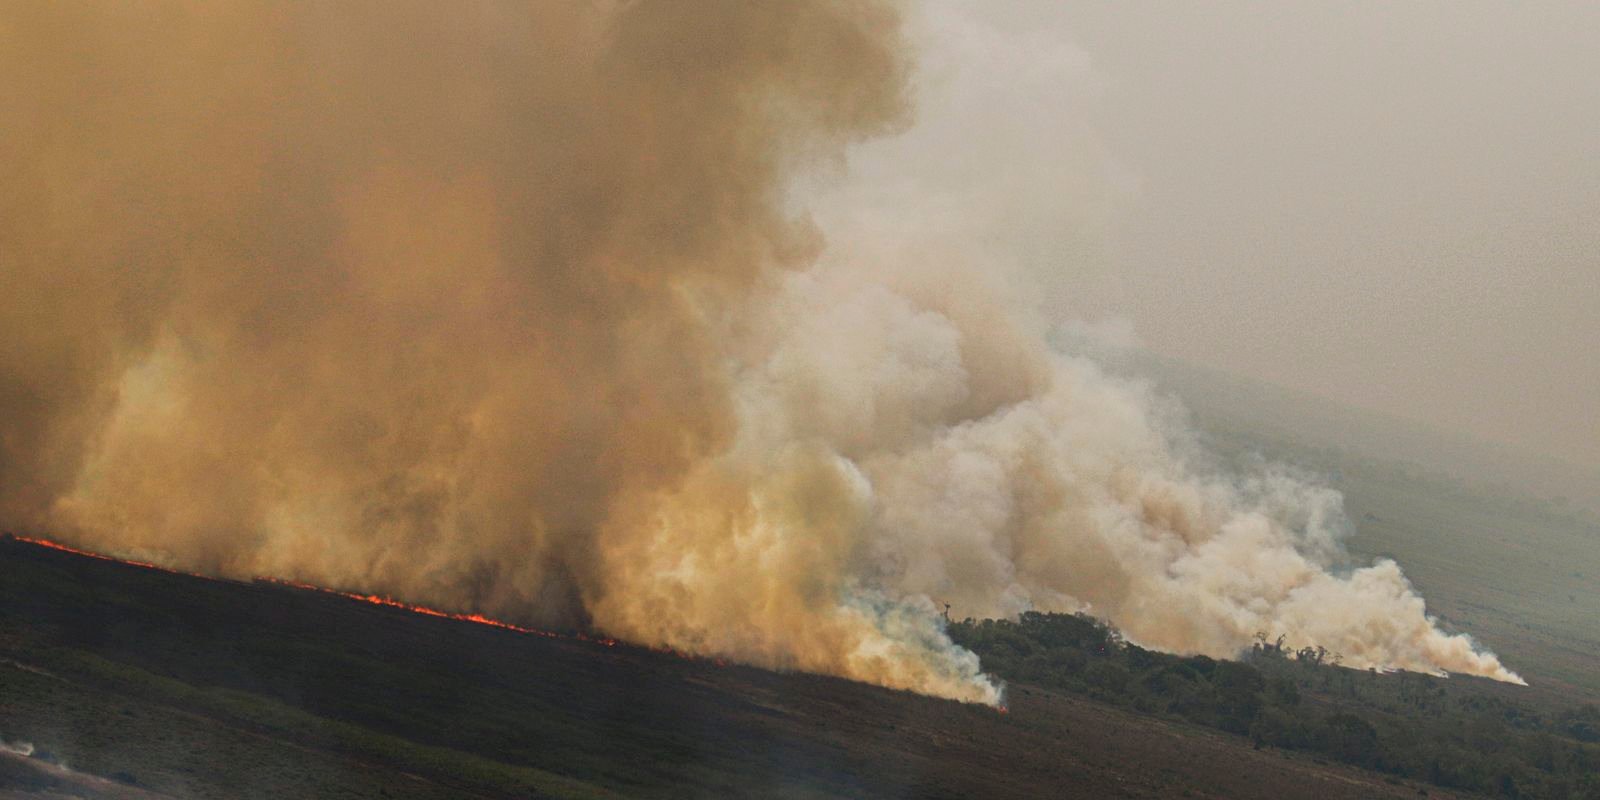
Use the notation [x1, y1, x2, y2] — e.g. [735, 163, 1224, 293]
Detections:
[831, 1, 1600, 475]
[1, 2, 1522, 704]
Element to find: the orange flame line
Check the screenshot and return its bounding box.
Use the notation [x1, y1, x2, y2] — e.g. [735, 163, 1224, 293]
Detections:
[14, 536, 205, 578]
[254, 576, 618, 646]
[10, 535, 617, 649]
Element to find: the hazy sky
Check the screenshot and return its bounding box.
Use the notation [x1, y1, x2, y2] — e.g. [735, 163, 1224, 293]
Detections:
[818, 2, 1600, 469]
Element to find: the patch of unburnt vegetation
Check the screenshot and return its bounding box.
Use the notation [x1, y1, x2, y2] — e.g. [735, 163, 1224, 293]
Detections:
[951, 612, 1600, 799]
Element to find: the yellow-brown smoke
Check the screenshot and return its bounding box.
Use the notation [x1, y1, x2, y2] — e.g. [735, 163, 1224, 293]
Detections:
[1, 2, 1516, 705]
[1, 0, 909, 621]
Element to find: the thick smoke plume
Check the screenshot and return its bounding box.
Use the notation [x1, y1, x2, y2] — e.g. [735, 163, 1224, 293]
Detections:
[1, 2, 1517, 705]
[2, 0, 909, 622]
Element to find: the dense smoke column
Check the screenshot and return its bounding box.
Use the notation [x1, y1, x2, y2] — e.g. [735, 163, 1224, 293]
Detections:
[0, 1, 909, 622]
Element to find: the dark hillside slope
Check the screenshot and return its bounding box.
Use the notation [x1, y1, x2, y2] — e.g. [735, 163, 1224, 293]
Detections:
[0, 536, 1460, 799]
[952, 613, 1599, 799]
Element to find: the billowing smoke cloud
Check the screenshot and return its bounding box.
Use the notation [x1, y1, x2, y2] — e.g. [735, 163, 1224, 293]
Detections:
[1, 0, 909, 622]
[1, 2, 1517, 706]
[591, 264, 1523, 703]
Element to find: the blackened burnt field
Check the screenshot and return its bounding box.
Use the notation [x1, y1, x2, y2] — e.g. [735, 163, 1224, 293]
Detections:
[0, 536, 1577, 800]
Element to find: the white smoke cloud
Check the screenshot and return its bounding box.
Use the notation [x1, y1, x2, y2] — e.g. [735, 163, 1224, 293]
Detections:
[588, 258, 1522, 704]
[613, 2, 1518, 699]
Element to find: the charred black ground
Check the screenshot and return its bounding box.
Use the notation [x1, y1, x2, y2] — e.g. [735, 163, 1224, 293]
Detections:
[3, 535, 1595, 799]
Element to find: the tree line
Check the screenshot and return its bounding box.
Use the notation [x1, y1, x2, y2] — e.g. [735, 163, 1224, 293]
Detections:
[949, 612, 1600, 799]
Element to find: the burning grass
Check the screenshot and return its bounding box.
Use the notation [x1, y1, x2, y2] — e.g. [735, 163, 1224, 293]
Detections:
[9, 534, 620, 650]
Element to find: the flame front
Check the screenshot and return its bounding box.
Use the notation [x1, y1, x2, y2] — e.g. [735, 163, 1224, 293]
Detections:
[15, 535, 618, 650]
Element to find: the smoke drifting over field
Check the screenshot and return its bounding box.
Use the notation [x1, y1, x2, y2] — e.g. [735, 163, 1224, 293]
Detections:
[0, 2, 1517, 704]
